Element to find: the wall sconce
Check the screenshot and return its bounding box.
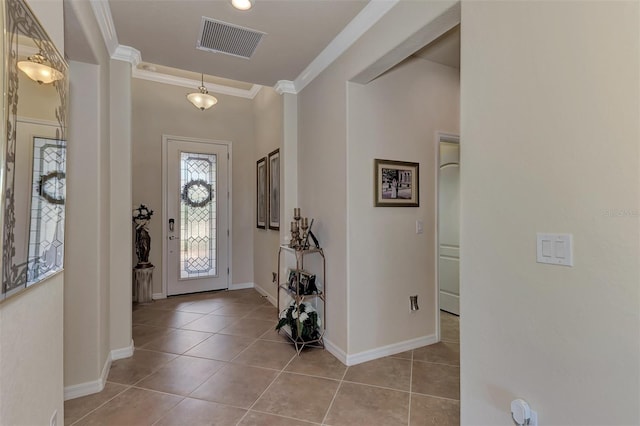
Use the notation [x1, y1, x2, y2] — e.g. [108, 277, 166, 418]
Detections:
[17, 53, 63, 84]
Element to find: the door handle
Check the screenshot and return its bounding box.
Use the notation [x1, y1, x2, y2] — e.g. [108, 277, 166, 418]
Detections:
[169, 218, 175, 232]
[168, 235, 180, 240]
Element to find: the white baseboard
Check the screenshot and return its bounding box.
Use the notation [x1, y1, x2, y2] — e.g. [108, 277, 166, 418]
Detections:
[229, 282, 254, 290]
[111, 339, 134, 360]
[253, 283, 277, 307]
[64, 352, 112, 401]
[324, 338, 348, 365]
[345, 334, 437, 366]
[153, 293, 166, 300]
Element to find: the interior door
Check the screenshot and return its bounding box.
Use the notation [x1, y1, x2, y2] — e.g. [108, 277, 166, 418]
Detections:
[438, 138, 460, 315]
[165, 137, 229, 295]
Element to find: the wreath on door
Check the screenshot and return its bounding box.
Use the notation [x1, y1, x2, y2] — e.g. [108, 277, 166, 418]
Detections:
[38, 171, 66, 205]
[181, 179, 214, 208]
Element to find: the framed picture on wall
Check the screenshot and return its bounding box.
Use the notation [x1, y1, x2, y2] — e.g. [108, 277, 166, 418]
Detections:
[257, 157, 267, 229]
[268, 148, 280, 230]
[374, 159, 419, 207]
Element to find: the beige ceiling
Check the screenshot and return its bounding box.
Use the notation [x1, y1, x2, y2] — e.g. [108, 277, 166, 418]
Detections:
[108, 0, 369, 87]
[413, 25, 460, 69]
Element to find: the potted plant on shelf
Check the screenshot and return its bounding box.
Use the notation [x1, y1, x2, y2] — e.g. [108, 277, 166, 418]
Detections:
[276, 301, 321, 342]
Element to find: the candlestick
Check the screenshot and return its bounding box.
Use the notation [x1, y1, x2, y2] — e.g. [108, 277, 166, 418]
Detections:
[293, 208, 301, 220]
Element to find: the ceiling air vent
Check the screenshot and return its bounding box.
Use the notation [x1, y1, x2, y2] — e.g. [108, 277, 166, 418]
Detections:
[196, 17, 266, 59]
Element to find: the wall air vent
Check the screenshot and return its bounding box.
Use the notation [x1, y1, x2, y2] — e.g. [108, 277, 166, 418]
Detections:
[196, 17, 266, 59]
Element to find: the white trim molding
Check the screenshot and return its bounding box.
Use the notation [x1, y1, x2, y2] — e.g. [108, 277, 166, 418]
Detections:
[89, 0, 119, 56]
[153, 293, 167, 300]
[64, 353, 112, 401]
[112, 45, 141, 67]
[133, 67, 262, 99]
[328, 334, 438, 367]
[111, 339, 135, 361]
[253, 284, 277, 307]
[229, 282, 255, 291]
[274, 80, 297, 95]
[293, 0, 399, 92]
[324, 338, 348, 365]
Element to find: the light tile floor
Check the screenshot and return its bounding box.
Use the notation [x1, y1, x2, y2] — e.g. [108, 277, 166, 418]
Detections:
[65, 289, 460, 426]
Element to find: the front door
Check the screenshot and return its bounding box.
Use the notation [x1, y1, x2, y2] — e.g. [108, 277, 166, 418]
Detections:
[438, 136, 460, 315]
[164, 136, 230, 295]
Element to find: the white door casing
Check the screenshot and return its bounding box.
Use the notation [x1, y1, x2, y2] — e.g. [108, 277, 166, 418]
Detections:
[162, 135, 231, 296]
[438, 134, 460, 315]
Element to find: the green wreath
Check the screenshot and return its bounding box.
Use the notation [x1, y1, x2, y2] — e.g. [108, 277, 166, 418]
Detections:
[181, 179, 214, 208]
[38, 171, 65, 205]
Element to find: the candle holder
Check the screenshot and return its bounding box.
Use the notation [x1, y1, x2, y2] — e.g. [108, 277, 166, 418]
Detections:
[289, 208, 311, 250]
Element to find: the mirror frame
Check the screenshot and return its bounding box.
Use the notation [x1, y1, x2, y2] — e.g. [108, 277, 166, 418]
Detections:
[1, 0, 68, 301]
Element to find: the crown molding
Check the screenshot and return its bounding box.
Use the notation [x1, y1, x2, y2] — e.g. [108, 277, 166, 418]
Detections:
[293, 0, 398, 93]
[274, 80, 297, 95]
[112, 45, 141, 67]
[247, 84, 263, 98]
[132, 67, 263, 99]
[89, 0, 119, 57]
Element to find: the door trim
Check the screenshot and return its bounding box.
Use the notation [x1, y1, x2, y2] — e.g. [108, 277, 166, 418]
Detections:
[435, 131, 460, 341]
[161, 135, 233, 299]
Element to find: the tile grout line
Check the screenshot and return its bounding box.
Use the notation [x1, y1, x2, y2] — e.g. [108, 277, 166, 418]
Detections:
[248, 408, 321, 425]
[234, 346, 299, 426]
[68, 384, 133, 426]
[320, 360, 350, 425]
[407, 349, 414, 426]
[411, 359, 460, 368]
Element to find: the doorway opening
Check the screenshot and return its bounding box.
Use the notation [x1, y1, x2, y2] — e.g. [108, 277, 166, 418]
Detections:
[437, 133, 460, 317]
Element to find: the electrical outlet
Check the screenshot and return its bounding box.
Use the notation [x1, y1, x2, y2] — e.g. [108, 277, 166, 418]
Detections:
[50, 410, 57, 426]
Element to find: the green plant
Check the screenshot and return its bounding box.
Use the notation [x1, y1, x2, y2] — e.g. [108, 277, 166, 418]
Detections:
[276, 301, 321, 342]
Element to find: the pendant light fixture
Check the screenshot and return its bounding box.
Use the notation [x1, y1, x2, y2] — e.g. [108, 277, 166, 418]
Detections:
[187, 73, 218, 111]
[17, 53, 63, 84]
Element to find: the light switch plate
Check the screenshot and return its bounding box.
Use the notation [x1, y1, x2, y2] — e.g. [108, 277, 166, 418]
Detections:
[537, 233, 573, 266]
[416, 220, 424, 234]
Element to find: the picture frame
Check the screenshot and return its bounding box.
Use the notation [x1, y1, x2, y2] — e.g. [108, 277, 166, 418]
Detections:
[256, 157, 267, 229]
[287, 268, 318, 295]
[287, 268, 299, 293]
[374, 159, 419, 207]
[299, 270, 318, 295]
[268, 148, 280, 230]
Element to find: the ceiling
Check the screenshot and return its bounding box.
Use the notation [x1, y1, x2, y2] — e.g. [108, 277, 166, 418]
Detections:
[108, 0, 369, 87]
[413, 25, 460, 69]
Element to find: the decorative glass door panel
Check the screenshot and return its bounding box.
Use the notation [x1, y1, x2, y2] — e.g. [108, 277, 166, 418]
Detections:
[166, 137, 229, 296]
[180, 152, 217, 279]
[28, 137, 66, 284]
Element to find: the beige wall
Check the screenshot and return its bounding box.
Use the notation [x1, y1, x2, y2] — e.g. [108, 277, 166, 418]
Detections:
[0, 0, 65, 424]
[252, 87, 283, 301]
[132, 78, 256, 293]
[298, 0, 457, 355]
[64, 0, 113, 392]
[109, 59, 133, 350]
[66, 61, 105, 385]
[460, 1, 640, 423]
[347, 57, 459, 354]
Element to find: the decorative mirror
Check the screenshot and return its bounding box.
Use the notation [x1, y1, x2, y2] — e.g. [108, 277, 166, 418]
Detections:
[1, 0, 68, 301]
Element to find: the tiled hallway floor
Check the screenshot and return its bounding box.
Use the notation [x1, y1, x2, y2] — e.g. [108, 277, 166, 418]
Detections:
[65, 289, 460, 426]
